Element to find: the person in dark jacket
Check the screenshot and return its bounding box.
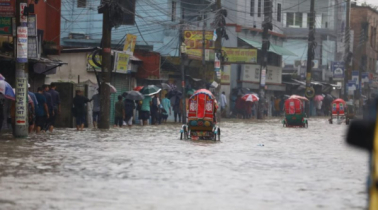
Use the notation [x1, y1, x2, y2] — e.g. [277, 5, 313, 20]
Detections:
[124, 99, 136, 127]
[73, 90, 92, 131]
[48, 83, 61, 132]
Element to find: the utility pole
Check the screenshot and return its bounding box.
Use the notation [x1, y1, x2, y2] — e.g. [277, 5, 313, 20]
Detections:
[179, 21, 187, 124]
[98, 2, 111, 129]
[202, 11, 206, 82]
[214, 0, 223, 122]
[257, 0, 272, 119]
[14, 0, 29, 138]
[305, 0, 316, 115]
[344, 0, 351, 100]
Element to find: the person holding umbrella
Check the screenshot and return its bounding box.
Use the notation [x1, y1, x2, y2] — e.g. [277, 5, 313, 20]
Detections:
[123, 91, 144, 127]
[139, 85, 161, 126]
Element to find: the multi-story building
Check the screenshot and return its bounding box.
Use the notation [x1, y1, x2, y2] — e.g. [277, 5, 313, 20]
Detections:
[223, 0, 291, 110]
[350, 3, 378, 81]
[281, 0, 348, 82]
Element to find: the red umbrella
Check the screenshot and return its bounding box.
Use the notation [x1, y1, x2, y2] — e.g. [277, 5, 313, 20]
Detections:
[241, 94, 259, 102]
[288, 95, 309, 101]
[134, 86, 144, 91]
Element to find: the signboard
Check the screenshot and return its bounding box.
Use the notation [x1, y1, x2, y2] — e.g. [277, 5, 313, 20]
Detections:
[214, 53, 220, 70]
[0, 17, 11, 35]
[123, 34, 137, 54]
[0, 0, 15, 17]
[20, 3, 27, 24]
[16, 27, 28, 63]
[371, 73, 378, 88]
[184, 30, 215, 49]
[28, 15, 38, 59]
[221, 65, 231, 84]
[87, 53, 102, 70]
[261, 69, 266, 87]
[27, 15, 37, 36]
[223, 48, 257, 63]
[347, 80, 357, 95]
[351, 71, 359, 89]
[361, 72, 370, 88]
[114, 52, 130, 73]
[243, 64, 282, 84]
[15, 76, 27, 125]
[186, 49, 215, 61]
[332, 61, 345, 80]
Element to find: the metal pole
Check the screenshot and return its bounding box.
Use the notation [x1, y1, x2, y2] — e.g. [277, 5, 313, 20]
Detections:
[344, 0, 351, 100]
[202, 11, 206, 82]
[305, 0, 316, 116]
[14, 0, 29, 138]
[180, 21, 187, 124]
[214, 0, 222, 122]
[257, 0, 272, 119]
[98, 4, 111, 129]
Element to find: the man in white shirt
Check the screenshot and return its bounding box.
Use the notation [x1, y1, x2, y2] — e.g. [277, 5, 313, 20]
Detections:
[220, 91, 227, 111]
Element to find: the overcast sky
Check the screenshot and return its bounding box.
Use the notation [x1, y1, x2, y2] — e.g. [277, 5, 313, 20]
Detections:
[357, 0, 378, 6]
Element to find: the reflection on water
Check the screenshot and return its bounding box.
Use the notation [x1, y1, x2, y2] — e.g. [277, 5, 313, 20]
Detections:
[0, 118, 368, 210]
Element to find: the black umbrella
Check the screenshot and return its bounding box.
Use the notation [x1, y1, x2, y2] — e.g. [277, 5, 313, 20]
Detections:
[166, 90, 182, 99]
[124, 91, 145, 101]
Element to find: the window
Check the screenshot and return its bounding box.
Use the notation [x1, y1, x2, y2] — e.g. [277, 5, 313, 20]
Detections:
[77, 0, 86, 8]
[250, 0, 255, 16]
[171, 1, 176, 21]
[277, 3, 281, 22]
[257, 0, 261, 17]
[287, 12, 303, 28]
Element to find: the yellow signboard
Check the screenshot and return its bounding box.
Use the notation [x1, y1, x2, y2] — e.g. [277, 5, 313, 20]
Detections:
[123, 34, 137, 53]
[184, 30, 214, 49]
[221, 65, 231, 84]
[115, 52, 130, 73]
[223, 48, 257, 63]
[87, 53, 102, 69]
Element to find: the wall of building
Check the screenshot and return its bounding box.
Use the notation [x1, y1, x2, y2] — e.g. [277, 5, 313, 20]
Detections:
[33, 0, 61, 46]
[351, 5, 378, 73]
[46, 52, 97, 84]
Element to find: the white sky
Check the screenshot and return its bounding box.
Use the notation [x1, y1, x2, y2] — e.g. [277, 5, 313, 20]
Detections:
[357, 0, 378, 6]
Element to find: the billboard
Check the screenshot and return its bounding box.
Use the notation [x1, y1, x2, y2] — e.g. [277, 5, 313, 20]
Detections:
[114, 52, 130, 74]
[123, 34, 137, 54]
[0, 0, 15, 17]
[184, 30, 214, 49]
[223, 48, 257, 63]
[332, 61, 345, 80]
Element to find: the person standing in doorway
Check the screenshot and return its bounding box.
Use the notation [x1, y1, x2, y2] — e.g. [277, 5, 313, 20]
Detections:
[91, 91, 100, 128]
[73, 90, 91, 131]
[35, 87, 49, 134]
[114, 95, 125, 128]
[48, 83, 60, 132]
[42, 84, 54, 132]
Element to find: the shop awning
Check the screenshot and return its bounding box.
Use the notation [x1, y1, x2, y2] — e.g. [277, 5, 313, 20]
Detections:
[239, 37, 297, 56]
[30, 58, 67, 75]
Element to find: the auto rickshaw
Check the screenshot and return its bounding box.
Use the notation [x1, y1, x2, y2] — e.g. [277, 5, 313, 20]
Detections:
[180, 89, 220, 141]
[282, 95, 308, 128]
[329, 98, 350, 125]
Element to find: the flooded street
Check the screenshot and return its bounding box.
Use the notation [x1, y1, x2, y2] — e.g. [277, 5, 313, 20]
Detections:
[0, 118, 367, 210]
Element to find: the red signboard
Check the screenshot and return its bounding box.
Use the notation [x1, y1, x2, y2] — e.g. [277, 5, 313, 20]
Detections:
[0, 0, 15, 17]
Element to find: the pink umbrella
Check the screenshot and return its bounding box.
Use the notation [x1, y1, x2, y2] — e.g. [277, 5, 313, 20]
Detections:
[241, 94, 259, 102]
[313, 95, 324, 102]
[288, 95, 309, 101]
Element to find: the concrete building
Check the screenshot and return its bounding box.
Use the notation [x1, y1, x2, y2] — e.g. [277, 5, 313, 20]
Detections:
[351, 3, 378, 73]
[281, 0, 348, 82]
